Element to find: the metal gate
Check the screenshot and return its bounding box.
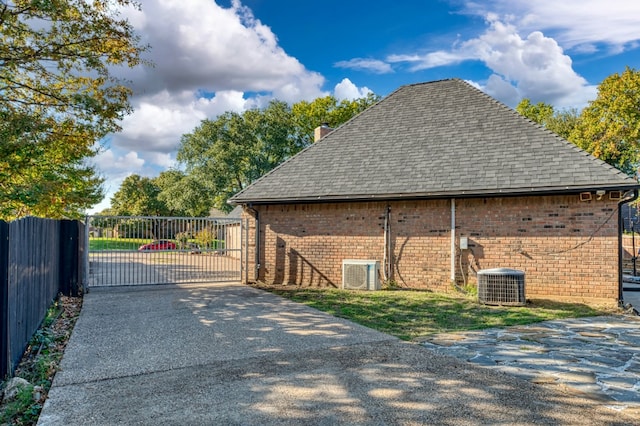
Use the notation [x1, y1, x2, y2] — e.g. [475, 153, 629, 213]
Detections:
[85, 216, 243, 287]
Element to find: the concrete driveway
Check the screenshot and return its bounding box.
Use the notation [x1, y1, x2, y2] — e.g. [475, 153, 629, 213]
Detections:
[38, 284, 637, 425]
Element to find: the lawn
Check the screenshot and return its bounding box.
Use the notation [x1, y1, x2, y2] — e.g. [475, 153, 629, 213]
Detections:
[89, 237, 225, 251]
[254, 285, 612, 341]
[89, 237, 149, 251]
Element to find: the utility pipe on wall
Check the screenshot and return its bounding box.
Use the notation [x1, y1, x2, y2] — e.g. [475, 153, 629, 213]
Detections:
[246, 204, 260, 282]
[451, 199, 456, 282]
[619, 189, 639, 304]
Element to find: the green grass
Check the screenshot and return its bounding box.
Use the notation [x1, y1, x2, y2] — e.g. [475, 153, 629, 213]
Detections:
[89, 237, 225, 251]
[257, 286, 611, 341]
[89, 237, 149, 251]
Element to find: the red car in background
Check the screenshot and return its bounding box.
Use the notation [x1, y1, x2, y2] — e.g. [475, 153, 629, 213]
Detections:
[138, 240, 177, 251]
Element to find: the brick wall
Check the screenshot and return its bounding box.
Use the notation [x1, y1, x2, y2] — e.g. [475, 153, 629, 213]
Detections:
[242, 194, 621, 305]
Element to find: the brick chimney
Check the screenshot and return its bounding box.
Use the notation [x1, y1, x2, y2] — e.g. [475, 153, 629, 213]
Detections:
[314, 123, 333, 142]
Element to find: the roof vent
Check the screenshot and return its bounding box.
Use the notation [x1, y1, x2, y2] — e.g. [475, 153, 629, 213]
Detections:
[477, 268, 525, 306]
[342, 260, 380, 290]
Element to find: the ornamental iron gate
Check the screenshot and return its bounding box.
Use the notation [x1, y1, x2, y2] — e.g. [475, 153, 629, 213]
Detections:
[85, 216, 243, 287]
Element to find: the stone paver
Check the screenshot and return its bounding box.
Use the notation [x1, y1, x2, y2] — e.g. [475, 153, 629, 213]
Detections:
[421, 315, 640, 411]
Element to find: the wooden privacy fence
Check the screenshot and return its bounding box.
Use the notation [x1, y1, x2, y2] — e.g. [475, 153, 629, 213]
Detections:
[1, 217, 84, 379]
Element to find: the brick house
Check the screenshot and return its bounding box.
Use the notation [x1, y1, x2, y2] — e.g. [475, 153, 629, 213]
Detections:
[230, 79, 640, 306]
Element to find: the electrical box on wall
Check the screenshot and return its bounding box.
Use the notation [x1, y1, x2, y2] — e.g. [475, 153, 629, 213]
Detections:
[460, 236, 468, 250]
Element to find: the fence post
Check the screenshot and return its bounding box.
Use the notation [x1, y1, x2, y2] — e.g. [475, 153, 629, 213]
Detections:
[59, 220, 80, 297]
[1, 220, 9, 379]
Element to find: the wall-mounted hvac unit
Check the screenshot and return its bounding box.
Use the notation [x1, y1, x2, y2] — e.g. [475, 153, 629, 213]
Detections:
[342, 260, 380, 290]
[477, 268, 526, 306]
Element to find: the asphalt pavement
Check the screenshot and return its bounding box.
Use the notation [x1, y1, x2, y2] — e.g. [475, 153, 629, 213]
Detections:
[38, 283, 639, 425]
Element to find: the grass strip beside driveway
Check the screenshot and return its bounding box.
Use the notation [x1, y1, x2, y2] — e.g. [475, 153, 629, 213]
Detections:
[254, 285, 611, 341]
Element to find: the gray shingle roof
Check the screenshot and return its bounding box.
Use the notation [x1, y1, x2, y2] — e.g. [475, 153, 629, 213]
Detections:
[230, 79, 639, 204]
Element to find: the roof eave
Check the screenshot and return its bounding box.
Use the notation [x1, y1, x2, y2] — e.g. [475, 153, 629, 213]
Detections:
[229, 183, 640, 205]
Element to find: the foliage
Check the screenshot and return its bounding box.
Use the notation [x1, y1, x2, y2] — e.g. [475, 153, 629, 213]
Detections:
[110, 175, 172, 216]
[0, 0, 148, 220]
[194, 228, 218, 249]
[515, 98, 579, 139]
[291, 93, 380, 146]
[174, 232, 190, 249]
[255, 286, 607, 341]
[570, 67, 640, 176]
[177, 100, 302, 214]
[174, 94, 380, 213]
[0, 296, 82, 425]
[156, 170, 210, 217]
[516, 99, 554, 126]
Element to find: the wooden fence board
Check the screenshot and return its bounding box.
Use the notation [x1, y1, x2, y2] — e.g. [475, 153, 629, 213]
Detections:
[1, 217, 83, 379]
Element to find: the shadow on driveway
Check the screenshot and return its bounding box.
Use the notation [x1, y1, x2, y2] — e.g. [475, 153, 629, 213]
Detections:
[38, 284, 637, 425]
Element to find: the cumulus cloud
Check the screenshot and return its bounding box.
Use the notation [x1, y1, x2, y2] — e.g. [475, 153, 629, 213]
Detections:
[334, 58, 394, 74]
[462, 0, 640, 52]
[118, 0, 324, 99]
[115, 90, 250, 154]
[91, 0, 331, 213]
[462, 18, 592, 107]
[94, 150, 147, 191]
[334, 78, 373, 100]
[388, 15, 595, 108]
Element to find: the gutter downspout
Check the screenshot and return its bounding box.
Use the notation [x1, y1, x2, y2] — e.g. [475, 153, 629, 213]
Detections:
[247, 204, 260, 282]
[619, 189, 638, 305]
[383, 205, 391, 282]
[451, 199, 456, 282]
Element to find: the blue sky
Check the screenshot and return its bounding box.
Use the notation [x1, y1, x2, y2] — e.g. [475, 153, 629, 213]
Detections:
[91, 0, 640, 213]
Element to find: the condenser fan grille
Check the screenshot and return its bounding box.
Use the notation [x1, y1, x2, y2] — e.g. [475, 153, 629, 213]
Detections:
[342, 260, 380, 290]
[477, 268, 526, 306]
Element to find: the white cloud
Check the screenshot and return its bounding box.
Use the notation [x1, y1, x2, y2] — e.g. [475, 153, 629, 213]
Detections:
[387, 51, 469, 70]
[95, 150, 145, 177]
[118, 0, 324, 98]
[461, 18, 592, 106]
[388, 15, 595, 108]
[334, 78, 372, 100]
[115, 90, 250, 154]
[91, 0, 334, 212]
[109, 0, 330, 160]
[334, 58, 394, 74]
[462, 0, 640, 52]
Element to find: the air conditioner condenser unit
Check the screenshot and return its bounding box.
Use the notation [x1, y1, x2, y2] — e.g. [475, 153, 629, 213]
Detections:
[342, 260, 380, 290]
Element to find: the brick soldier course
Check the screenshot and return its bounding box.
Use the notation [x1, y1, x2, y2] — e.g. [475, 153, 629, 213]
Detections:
[230, 79, 640, 306]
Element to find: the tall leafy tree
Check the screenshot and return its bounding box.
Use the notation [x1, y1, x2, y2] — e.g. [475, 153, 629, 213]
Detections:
[177, 100, 298, 213]
[516, 98, 579, 140]
[570, 67, 640, 176]
[110, 174, 170, 216]
[516, 99, 554, 126]
[0, 0, 147, 219]
[292, 93, 380, 145]
[176, 95, 380, 213]
[156, 170, 211, 217]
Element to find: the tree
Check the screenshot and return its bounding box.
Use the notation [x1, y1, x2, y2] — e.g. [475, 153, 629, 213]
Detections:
[516, 98, 579, 140]
[175, 95, 380, 213]
[570, 67, 640, 176]
[292, 93, 380, 145]
[0, 0, 147, 219]
[516, 99, 554, 126]
[156, 170, 211, 217]
[110, 175, 170, 216]
[177, 100, 298, 213]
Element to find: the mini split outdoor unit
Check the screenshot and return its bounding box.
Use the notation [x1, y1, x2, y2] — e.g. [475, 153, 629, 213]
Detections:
[342, 260, 380, 290]
[477, 268, 526, 306]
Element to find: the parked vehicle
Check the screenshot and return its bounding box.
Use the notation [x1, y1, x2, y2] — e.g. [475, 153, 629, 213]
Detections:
[138, 240, 176, 251]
